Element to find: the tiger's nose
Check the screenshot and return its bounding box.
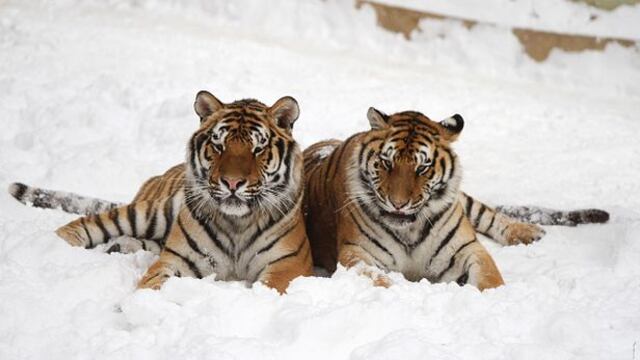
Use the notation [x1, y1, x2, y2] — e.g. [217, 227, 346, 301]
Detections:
[390, 198, 409, 211]
[221, 176, 246, 191]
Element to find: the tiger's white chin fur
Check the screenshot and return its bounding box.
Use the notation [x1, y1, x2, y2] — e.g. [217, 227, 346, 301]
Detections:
[219, 200, 251, 217]
[219, 202, 251, 217]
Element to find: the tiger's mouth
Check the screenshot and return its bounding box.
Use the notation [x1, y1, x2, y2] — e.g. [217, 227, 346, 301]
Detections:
[370, 191, 420, 224]
[222, 195, 246, 206]
[208, 187, 253, 203]
[380, 209, 417, 223]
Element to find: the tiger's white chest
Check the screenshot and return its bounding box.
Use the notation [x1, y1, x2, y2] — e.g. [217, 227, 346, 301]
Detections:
[385, 242, 434, 282]
[188, 222, 261, 282]
[371, 220, 446, 282]
[189, 215, 293, 284]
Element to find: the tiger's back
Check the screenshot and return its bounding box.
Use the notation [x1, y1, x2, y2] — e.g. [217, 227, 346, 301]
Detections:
[133, 164, 186, 202]
[303, 139, 345, 270]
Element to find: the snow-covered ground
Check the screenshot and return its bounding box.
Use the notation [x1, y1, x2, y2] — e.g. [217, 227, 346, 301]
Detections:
[1, 1, 639, 359]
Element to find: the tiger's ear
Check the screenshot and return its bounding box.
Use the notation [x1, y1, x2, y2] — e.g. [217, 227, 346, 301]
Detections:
[439, 114, 464, 142]
[269, 96, 300, 131]
[367, 107, 389, 130]
[194, 90, 224, 121]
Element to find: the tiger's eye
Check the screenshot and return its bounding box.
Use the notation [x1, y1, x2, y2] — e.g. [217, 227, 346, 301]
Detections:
[416, 160, 432, 175]
[381, 159, 392, 170]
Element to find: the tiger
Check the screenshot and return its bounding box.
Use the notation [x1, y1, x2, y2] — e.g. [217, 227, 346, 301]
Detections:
[9, 91, 313, 293]
[302, 107, 609, 290]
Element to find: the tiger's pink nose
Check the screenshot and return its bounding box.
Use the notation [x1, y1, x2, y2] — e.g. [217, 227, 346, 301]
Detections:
[390, 198, 409, 211]
[221, 176, 246, 191]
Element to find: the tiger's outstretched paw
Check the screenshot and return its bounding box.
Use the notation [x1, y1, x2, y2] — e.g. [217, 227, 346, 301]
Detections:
[55, 221, 89, 247]
[504, 223, 545, 245]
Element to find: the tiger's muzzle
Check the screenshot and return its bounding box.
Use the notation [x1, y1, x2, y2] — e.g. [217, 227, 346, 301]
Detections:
[209, 139, 263, 216]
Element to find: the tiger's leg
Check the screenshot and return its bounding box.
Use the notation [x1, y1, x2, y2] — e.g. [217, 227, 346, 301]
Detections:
[460, 193, 545, 246]
[56, 196, 178, 250]
[255, 219, 314, 294]
[257, 240, 314, 294]
[337, 243, 392, 288]
[438, 239, 505, 291]
[138, 209, 215, 290]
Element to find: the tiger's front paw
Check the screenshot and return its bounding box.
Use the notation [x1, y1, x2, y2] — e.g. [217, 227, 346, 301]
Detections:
[137, 274, 167, 290]
[55, 222, 89, 248]
[356, 266, 392, 288]
[106, 236, 143, 254]
[372, 274, 392, 288]
[137, 261, 174, 290]
[504, 223, 545, 245]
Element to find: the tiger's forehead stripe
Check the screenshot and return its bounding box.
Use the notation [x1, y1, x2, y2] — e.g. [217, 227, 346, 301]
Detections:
[384, 127, 438, 159]
[218, 111, 267, 127]
[388, 125, 439, 140]
[206, 108, 276, 142]
[211, 104, 294, 141]
[387, 111, 443, 138]
[217, 117, 268, 141]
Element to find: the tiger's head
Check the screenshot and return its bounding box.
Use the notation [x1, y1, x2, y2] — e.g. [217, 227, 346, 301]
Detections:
[186, 90, 302, 217]
[355, 107, 464, 225]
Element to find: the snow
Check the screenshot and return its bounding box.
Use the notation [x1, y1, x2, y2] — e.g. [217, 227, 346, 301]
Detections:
[1, 0, 639, 359]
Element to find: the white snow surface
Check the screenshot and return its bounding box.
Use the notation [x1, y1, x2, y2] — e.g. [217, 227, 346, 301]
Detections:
[1, 1, 640, 359]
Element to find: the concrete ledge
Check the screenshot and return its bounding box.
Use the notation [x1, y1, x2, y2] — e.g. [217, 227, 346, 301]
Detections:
[356, 0, 637, 61]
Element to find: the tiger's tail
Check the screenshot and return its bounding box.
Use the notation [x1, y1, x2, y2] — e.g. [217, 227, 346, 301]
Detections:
[495, 205, 610, 226]
[8, 182, 122, 215]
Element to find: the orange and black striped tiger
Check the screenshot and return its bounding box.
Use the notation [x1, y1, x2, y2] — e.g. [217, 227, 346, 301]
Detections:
[9, 91, 313, 293]
[303, 108, 609, 290]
